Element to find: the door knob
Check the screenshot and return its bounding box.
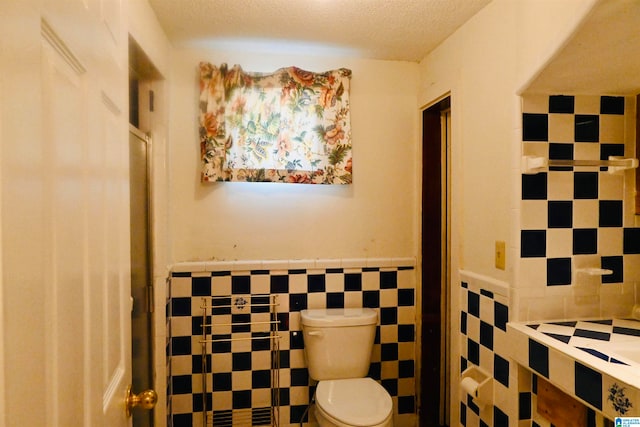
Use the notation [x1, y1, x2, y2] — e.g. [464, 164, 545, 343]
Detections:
[125, 385, 157, 417]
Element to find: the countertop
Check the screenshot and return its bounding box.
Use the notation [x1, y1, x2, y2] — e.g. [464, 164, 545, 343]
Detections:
[507, 318, 640, 418]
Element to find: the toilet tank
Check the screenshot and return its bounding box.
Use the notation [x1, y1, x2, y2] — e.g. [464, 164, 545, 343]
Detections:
[300, 308, 377, 380]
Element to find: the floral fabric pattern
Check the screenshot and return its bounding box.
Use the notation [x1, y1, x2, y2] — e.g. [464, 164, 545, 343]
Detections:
[199, 62, 353, 184]
[608, 383, 633, 415]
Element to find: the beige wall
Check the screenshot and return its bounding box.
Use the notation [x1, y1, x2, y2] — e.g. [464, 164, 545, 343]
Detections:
[416, 2, 597, 427]
[129, 0, 172, 79]
[418, 0, 596, 283]
[161, 0, 600, 277]
[168, 48, 420, 262]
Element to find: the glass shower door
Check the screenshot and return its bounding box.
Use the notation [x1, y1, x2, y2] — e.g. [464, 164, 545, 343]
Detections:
[129, 126, 154, 427]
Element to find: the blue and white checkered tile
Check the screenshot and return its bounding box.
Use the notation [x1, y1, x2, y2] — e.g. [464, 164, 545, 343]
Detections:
[526, 319, 640, 364]
[459, 272, 511, 427]
[168, 261, 417, 426]
[521, 94, 640, 289]
[509, 318, 640, 421]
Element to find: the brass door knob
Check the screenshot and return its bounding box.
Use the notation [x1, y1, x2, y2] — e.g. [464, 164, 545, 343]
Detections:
[125, 385, 157, 417]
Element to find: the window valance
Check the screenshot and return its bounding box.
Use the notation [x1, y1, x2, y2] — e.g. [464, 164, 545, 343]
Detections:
[199, 62, 353, 184]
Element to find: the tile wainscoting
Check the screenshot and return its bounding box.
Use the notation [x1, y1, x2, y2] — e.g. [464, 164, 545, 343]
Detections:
[459, 271, 512, 427]
[459, 270, 622, 427]
[167, 258, 417, 427]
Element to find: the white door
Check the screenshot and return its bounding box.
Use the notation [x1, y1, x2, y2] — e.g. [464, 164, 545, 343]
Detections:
[0, 1, 132, 426]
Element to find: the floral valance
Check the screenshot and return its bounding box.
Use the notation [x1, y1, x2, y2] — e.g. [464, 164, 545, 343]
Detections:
[199, 62, 353, 184]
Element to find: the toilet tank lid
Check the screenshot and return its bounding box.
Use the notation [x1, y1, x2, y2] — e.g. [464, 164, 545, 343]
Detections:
[300, 308, 377, 327]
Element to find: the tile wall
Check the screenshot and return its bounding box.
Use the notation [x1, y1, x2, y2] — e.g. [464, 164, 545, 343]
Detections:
[519, 94, 640, 320]
[166, 258, 417, 427]
[459, 271, 512, 427]
[508, 94, 640, 427]
[457, 271, 615, 427]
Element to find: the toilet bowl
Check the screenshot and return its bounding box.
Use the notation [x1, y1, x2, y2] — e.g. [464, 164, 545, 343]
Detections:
[300, 308, 394, 427]
[314, 378, 393, 427]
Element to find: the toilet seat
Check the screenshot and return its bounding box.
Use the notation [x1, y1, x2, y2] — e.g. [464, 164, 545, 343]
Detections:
[315, 378, 393, 427]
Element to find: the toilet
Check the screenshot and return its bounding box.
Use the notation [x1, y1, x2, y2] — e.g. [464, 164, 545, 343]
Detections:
[301, 308, 393, 427]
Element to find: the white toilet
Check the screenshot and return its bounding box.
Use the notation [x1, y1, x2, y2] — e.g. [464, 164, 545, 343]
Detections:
[301, 308, 394, 427]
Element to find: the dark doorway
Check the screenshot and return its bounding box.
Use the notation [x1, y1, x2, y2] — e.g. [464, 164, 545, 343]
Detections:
[420, 96, 451, 427]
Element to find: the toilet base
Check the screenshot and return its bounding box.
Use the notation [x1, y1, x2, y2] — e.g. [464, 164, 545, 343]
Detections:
[314, 402, 393, 427]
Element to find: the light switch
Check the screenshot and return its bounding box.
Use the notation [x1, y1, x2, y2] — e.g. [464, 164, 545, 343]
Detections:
[495, 241, 506, 270]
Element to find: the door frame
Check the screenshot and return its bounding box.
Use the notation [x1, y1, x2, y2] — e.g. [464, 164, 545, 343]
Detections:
[420, 95, 452, 427]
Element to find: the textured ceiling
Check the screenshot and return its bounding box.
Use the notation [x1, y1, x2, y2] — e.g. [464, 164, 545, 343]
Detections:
[147, 0, 491, 62]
